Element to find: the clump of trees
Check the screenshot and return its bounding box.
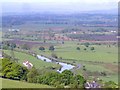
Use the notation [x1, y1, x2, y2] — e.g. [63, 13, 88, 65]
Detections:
[2, 41, 17, 50]
[2, 58, 28, 81]
[21, 44, 30, 50]
[36, 70, 86, 88]
[90, 47, 95, 51]
[49, 45, 55, 51]
[76, 47, 80, 50]
[39, 46, 45, 51]
[1, 58, 86, 88]
[27, 67, 39, 83]
[103, 81, 118, 88]
[84, 48, 87, 51]
[51, 53, 58, 59]
[1, 58, 118, 88]
[84, 42, 90, 47]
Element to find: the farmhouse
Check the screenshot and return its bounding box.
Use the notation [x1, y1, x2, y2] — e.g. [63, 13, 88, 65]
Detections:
[8, 29, 20, 32]
[23, 61, 33, 69]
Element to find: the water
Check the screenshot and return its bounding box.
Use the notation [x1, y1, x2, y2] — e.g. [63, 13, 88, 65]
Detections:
[37, 55, 75, 73]
[37, 55, 52, 62]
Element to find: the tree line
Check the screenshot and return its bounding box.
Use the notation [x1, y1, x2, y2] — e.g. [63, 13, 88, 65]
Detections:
[1, 58, 85, 88]
[1, 57, 118, 88]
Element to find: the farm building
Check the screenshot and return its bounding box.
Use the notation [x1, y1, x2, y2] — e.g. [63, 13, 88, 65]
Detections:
[23, 61, 33, 69]
[8, 29, 20, 32]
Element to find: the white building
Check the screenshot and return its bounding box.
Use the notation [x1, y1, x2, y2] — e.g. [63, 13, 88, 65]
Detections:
[23, 61, 33, 69]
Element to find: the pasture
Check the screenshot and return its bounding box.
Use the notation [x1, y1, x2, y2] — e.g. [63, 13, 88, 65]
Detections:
[3, 50, 60, 70]
[34, 41, 118, 63]
[32, 41, 118, 83]
[1, 78, 53, 88]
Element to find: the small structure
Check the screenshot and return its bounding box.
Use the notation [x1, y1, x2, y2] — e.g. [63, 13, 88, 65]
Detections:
[0, 51, 3, 59]
[8, 29, 20, 32]
[23, 60, 33, 69]
[84, 81, 101, 89]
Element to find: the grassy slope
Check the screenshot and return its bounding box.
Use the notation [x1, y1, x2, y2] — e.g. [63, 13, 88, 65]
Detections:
[0, 59, 53, 88]
[3, 50, 60, 70]
[0, 78, 53, 88]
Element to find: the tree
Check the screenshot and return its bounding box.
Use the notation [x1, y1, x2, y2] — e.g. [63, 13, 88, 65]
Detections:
[84, 42, 90, 47]
[76, 47, 80, 50]
[2, 45, 9, 50]
[51, 53, 58, 59]
[27, 67, 39, 83]
[103, 81, 118, 88]
[39, 46, 45, 51]
[74, 75, 85, 88]
[4, 41, 10, 47]
[60, 70, 74, 85]
[2, 58, 28, 80]
[83, 65, 86, 71]
[62, 41, 64, 44]
[84, 48, 87, 51]
[49, 45, 55, 51]
[91, 47, 95, 51]
[10, 43, 16, 49]
[21, 44, 30, 50]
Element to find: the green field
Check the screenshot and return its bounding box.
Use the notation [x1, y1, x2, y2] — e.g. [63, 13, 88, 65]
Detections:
[0, 52, 55, 88]
[0, 78, 53, 88]
[34, 41, 118, 63]
[2, 40, 118, 84]
[3, 50, 60, 70]
[32, 41, 118, 83]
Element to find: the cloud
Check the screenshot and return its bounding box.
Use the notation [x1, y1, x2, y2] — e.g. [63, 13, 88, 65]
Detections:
[1, 0, 118, 13]
[0, 0, 119, 3]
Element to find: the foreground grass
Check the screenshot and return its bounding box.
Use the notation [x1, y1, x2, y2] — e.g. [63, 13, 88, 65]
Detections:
[1, 78, 53, 88]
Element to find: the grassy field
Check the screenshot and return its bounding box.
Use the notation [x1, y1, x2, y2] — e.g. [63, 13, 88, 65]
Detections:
[34, 41, 118, 63]
[3, 50, 60, 70]
[32, 41, 118, 83]
[0, 78, 53, 88]
[0, 51, 56, 88]
[2, 39, 118, 84]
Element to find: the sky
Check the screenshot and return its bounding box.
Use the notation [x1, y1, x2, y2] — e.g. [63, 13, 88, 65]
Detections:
[0, 0, 119, 14]
[0, 0, 119, 3]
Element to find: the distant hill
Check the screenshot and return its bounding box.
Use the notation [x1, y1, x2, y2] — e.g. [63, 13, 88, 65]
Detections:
[2, 8, 117, 16]
[82, 8, 118, 15]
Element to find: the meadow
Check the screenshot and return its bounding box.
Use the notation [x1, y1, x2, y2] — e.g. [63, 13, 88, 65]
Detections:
[34, 41, 118, 63]
[1, 78, 53, 88]
[32, 41, 118, 83]
[3, 50, 60, 70]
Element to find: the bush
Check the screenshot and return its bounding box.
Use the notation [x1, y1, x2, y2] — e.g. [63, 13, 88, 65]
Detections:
[27, 67, 39, 83]
[21, 44, 30, 50]
[84, 48, 87, 51]
[49, 46, 55, 51]
[76, 47, 80, 50]
[51, 53, 58, 59]
[2, 58, 28, 80]
[91, 47, 95, 51]
[84, 42, 90, 47]
[39, 46, 45, 51]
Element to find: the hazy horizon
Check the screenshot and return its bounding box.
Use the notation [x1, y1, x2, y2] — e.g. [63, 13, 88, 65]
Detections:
[1, 0, 119, 14]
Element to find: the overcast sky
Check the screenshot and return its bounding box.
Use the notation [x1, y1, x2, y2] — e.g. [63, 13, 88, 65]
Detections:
[0, 0, 119, 14]
[0, 0, 119, 3]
